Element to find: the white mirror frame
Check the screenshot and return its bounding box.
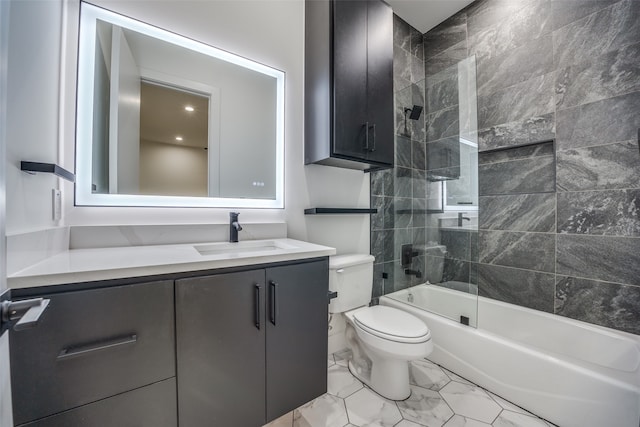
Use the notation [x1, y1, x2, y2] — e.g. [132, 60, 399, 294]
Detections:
[75, 2, 285, 208]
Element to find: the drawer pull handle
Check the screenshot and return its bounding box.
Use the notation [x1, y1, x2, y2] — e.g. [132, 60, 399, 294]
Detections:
[255, 284, 261, 330]
[269, 281, 278, 326]
[57, 334, 137, 360]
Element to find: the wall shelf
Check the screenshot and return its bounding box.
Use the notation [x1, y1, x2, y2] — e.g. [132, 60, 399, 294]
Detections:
[21, 161, 75, 183]
[304, 208, 378, 215]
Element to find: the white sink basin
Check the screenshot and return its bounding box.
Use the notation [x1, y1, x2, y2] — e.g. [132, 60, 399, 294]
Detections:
[194, 240, 292, 257]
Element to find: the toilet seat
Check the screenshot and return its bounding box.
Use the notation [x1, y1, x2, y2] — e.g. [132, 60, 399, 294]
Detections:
[353, 305, 431, 344]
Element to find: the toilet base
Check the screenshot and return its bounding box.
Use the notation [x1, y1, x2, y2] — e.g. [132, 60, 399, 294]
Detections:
[348, 356, 411, 401]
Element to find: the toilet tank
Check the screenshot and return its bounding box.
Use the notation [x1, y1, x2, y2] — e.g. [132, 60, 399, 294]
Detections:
[328, 254, 375, 314]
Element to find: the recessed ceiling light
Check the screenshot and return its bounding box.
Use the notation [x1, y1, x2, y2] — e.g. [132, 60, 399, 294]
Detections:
[184, 105, 195, 112]
[175, 136, 183, 141]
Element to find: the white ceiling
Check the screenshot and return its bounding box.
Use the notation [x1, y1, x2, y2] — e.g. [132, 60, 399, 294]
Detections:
[386, 0, 475, 33]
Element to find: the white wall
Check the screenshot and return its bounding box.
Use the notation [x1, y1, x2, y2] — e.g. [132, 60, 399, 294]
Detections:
[7, 0, 369, 255]
[5, 0, 64, 234]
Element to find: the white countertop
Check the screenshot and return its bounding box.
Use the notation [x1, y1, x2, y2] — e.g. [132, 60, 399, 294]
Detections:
[8, 238, 336, 289]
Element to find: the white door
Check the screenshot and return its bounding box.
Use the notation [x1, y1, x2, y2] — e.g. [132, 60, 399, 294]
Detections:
[0, 0, 12, 424]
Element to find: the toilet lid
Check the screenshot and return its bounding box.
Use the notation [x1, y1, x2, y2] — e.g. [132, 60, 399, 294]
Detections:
[353, 306, 430, 342]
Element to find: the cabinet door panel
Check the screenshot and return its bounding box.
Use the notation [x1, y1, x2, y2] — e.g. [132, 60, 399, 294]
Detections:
[176, 270, 266, 427]
[332, 0, 369, 159]
[20, 378, 177, 427]
[365, 0, 394, 165]
[10, 281, 175, 425]
[265, 260, 329, 422]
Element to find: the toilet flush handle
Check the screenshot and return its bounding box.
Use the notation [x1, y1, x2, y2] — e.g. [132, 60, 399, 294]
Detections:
[336, 269, 344, 273]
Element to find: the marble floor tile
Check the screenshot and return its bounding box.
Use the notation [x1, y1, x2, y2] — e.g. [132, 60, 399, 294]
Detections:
[440, 381, 502, 423]
[344, 388, 402, 427]
[395, 420, 425, 427]
[397, 385, 454, 426]
[410, 359, 452, 391]
[327, 364, 363, 398]
[292, 394, 348, 427]
[492, 410, 550, 427]
[487, 392, 530, 416]
[443, 414, 492, 427]
[333, 348, 352, 367]
[442, 367, 474, 386]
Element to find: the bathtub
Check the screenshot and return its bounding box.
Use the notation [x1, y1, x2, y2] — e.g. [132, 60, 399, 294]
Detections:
[380, 284, 640, 427]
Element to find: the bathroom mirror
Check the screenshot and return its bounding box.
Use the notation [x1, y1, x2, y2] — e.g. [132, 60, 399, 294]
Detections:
[75, 2, 285, 208]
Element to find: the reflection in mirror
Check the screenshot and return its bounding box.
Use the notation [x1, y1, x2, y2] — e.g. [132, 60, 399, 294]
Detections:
[77, 2, 284, 208]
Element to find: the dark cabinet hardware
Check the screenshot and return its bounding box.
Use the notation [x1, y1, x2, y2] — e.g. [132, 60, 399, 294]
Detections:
[1, 297, 50, 331]
[304, 208, 377, 215]
[270, 281, 278, 326]
[57, 334, 138, 360]
[401, 244, 420, 268]
[21, 161, 75, 182]
[255, 284, 262, 330]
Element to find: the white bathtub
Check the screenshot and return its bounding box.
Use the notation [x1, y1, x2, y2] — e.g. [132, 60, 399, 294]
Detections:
[380, 284, 640, 427]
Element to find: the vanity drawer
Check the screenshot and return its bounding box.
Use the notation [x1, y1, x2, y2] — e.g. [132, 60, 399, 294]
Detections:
[19, 378, 177, 427]
[10, 280, 176, 425]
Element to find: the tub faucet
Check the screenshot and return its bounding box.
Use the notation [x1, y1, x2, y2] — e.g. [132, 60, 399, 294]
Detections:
[458, 212, 471, 227]
[229, 212, 243, 243]
[404, 269, 422, 279]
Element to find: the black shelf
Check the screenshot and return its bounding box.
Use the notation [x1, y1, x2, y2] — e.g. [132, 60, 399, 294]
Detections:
[304, 208, 378, 215]
[21, 161, 75, 183]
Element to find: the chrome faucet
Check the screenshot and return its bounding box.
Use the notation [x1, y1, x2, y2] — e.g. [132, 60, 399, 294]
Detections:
[458, 212, 471, 227]
[229, 212, 243, 242]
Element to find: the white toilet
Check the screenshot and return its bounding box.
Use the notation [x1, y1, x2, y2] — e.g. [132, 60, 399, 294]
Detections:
[329, 254, 433, 400]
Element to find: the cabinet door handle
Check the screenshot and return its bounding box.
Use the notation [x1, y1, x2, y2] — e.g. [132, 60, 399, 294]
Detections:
[269, 281, 278, 326]
[369, 123, 376, 152]
[363, 122, 370, 151]
[254, 284, 261, 330]
[57, 334, 137, 361]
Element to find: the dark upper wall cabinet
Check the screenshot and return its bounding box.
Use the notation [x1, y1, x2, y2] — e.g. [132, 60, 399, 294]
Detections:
[305, 0, 394, 170]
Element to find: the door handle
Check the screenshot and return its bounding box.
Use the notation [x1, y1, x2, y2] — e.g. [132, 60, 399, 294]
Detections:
[269, 281, 278, 326]
[363, 122, 370, 151]
[1, 298, 50, 331]
[254, 284, 261, 330]
[57, 334, 138, 360]
[369, 123, 376, 152]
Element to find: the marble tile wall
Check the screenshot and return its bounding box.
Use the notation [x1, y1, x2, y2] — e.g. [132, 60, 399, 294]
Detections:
[446, 0, 640, 334]
[371, 0, 640, 335]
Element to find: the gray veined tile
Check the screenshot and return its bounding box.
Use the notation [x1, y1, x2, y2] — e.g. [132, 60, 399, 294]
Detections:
[440, 229, 471, 261]
[424, 12, 467, 60]
[478, 72, 555, 130]
[439, 381, 502, 424]
[426, 105, 460, 143]
[426, 62, 459, 89]
[394, 46, 413, 91]
[410, 26, 425, 60]
[344, 388, 402, 427]
[292, 394, 348, 427]
[411, 54, 425, 85]
[555, 90, 640, 150]
[466, 0, 542, 37]
[478, 156, 555, 196]
[551, 0, 622, 31]
[396, 135, 412, 168]
[409, 359, 451, 391]
[426, 136, 461, 173]
[468, 0, 552, 60]
[479, 193, 556, 233]
[478, 230, 556, 273]
[426, 73, 459, 113]
[394, 168, 413, 199]
[552, 0, 640, 68]
[425, 40, 469, 79]
[477, 113, 555, 152]
[557, 189, 640, 236]
[476, 34, 554, 98]
[443, 415, 492, 427]
[556, 234, 640, 286]
[555, 41, 640, 110]
[556, 141, 640, 192]
[477, 264, 556, 313]
[493, 410, 550, 427]
[397, 385, 454, 426]
[393, 14, 411, 51]
[412, 140, 426, 171]
[555, 275, 640, 335]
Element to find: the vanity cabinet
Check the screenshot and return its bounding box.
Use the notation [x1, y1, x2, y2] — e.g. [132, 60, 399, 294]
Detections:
[305, 0, 394, 170]
[9, 280, 176, 426]
[176, 259, 329, 426]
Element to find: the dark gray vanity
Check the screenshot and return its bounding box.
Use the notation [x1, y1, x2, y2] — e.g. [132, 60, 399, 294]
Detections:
[9, 257, 329, 427]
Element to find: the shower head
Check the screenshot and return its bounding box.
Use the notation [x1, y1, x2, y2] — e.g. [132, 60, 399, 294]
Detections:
[405, 105, 423, 120]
